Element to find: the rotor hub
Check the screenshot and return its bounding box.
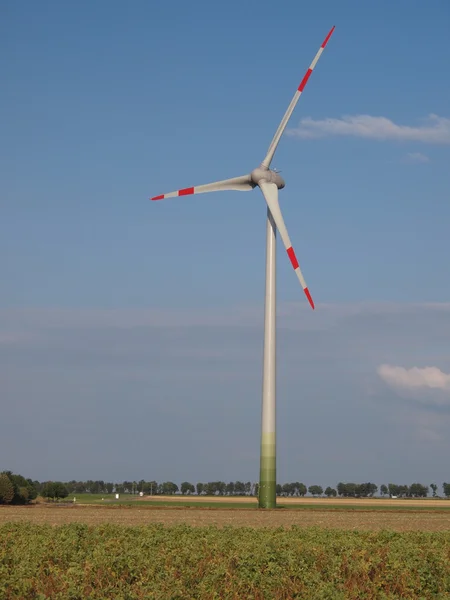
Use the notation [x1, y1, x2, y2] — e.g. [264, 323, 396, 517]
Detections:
[250, 167, 285, 190]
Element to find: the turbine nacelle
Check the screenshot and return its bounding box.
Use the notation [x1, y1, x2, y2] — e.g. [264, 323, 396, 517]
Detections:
[251, 167, 285, 190]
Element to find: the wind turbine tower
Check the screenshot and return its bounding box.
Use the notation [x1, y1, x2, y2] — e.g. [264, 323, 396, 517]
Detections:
[151, 26, 335, 508]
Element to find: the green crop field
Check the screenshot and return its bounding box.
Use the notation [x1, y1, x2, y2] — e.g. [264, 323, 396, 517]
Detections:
[68, 494, 257, 509]
[1, 521, 449, 599]
[65, 494, 450, 511]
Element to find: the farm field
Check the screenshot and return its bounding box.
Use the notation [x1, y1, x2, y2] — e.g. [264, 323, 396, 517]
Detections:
[1, 502, 450, 531]
[1, 521, 450, 599]
[66, 492, 450, 508]
[2, 503, 450, 598]
[137, 495, 450, 508]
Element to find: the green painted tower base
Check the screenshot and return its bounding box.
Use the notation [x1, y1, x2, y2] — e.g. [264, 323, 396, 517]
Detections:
[258, 432, 276, 508]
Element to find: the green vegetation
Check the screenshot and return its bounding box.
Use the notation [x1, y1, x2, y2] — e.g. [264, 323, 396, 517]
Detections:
[67, 493, 116, 504]
[0, 474, 14, 505]
[3, 471, 450, 504]
[49, 494, 450, 510]
[308, 484, 324, 496]
[0, 471, 37, 505]
[41, 481, 69, 501]
[32, 477, 450, 499]
[1, 523, 449, 599]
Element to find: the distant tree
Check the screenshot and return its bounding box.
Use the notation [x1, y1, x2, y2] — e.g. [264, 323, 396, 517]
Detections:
[3, 471, 37, 504]
[380, 484, 388, 496]
[42, 482, 69, 501]
[337, 482, 357, 497]
[160, 482, 178, 495]
[308, 485, 323, 497]
[324, 487, 337, 498]
[41, 481, 53, 500]
[0, 473, 14, 504]
[206, 481, 226, 496]
[297, 483, 307, 497]
[24, 478, 38, 499]
[216, 481, 226, 496]
[398, 485, 410, 498]
[355, 483, 378, 497]
[430, 483, 438, 497]
[180, 482, 195, 495]
[290, 482, 300, 496]
[388, 484, 412, 498]
[105, 482, 114, 494]
[234, 481, 246, 495]
[443, 483, 450, 498]
[282, 483, 292, 497]
[203, 482, 215, 495]
[196, 483, 204, 496]
[69, 481, 87, 494]
[226, 482, 235, 496]
[388, 483, 400, 497]
[275, 484, 282, 496]
[367, 483, 378, 497]
[32, 480, 43, 495]
[409, 483, 428, 498]
[253, 483, 259, 497]
[54, 482, 69, 500]
[141, 481, 157, 495]
[122, 481, 133, 494]
[19, 487, 29, 502]
[65, 480, 75, 493]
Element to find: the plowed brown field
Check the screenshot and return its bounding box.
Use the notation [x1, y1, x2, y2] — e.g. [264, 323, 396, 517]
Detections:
[1, 502, 450, 531]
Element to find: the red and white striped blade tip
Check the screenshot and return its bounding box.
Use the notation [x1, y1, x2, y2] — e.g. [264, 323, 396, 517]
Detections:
[151, 187, 194, 201]
[322, 26, 335, 48]
[286, 247, 315, 310]
[304, 288, 315, 310]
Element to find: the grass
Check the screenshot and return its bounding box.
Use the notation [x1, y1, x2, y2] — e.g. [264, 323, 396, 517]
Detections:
[1, 522, 449, 599]
[65, 494, 450, 512]
[67, 494, 257, 509]
[68, 493, 117, 504]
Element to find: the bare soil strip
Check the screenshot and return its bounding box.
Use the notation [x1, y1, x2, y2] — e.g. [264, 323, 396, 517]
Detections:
[1, 504, 450, 531]
[137, 495, 450, 507]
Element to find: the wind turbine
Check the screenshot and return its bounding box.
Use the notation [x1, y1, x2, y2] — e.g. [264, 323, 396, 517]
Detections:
[151, 26, 335, 508]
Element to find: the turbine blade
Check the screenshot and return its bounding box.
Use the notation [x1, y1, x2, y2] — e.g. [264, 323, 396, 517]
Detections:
[151, 174, 254, 201]
[261, 26, 335, 169]
[259, 181, 314, 309]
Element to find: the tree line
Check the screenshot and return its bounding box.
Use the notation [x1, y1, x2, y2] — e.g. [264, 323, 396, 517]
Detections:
[0, 471, 38, 504]
[2, 471, 450, 503]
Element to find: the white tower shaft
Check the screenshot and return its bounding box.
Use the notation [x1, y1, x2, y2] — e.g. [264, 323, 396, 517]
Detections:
[259, 208, 277, 508]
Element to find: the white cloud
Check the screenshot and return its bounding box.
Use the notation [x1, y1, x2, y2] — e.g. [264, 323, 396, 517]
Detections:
[402, 152, 430, 164]
[377, 364, 450, 401]
[287, 114, 450, 144]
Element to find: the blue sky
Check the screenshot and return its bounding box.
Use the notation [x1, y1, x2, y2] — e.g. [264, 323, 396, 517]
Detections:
[2, 0, 450, 488]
